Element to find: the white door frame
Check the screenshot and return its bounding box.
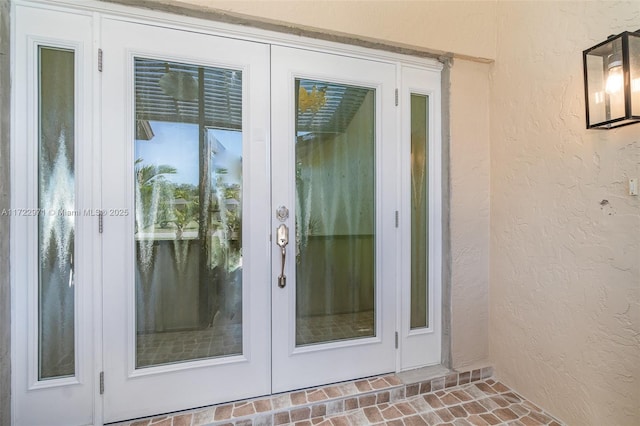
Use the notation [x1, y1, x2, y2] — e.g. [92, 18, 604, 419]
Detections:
[11, 1, 444, 425]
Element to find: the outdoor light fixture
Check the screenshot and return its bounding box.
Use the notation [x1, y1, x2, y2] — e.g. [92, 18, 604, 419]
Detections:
[583, 30, 640, 129]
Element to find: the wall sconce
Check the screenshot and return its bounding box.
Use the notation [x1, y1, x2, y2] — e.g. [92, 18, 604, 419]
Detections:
[583, 30, 640, 129]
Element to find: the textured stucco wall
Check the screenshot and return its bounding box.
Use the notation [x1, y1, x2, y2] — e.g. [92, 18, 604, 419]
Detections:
[490, 2, 640, 425]
[0, 0, 10, 424]
[450, 58, 491, 370]
[164, 0, 497, 61]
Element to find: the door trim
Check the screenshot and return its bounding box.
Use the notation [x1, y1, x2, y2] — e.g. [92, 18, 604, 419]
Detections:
[21, 0, 443, 71]
[11, 2, 445, 425]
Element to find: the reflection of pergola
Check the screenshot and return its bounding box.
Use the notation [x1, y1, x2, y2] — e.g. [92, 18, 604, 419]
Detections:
[133, 58, 369, 136]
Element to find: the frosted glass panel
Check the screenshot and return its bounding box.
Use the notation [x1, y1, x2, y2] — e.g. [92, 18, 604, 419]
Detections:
[38, 47, 75, 379]
[294, 78, 376, 346]
[134, 58, 243, 367]
[410, 94, 428, 329]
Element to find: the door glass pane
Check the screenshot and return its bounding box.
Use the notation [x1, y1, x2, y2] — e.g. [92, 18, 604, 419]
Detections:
[410, 94, 428, 329]
[631, 35, 640, 117]
[38, 46, 75, 379]
[295, 79, 376, 346]
[134, 58, 243, 367]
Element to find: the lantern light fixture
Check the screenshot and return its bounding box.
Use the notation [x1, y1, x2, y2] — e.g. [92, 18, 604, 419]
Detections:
[583, 30, 640, 129]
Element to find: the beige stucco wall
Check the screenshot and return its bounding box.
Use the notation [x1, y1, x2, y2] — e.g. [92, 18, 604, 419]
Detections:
[450, 58, 491, 370]
[490, 2, 640, 425]
[168, 0, 497, 60]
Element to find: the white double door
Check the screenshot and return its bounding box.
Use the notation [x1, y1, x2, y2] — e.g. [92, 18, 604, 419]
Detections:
[101, 19, 397, 423]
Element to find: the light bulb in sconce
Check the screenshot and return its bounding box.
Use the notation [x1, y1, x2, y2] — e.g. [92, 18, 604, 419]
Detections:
[605, 54, 623, 95]
[605, 65, 623, 94]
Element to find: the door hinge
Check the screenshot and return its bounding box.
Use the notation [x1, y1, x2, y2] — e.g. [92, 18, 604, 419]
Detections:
[98, 212, 103, 233]
[99, 371, 104, 394]
[395, 88, 399, 106]
[395, 210, 399, 228]
[395, 331, 399, 349]
[98, 48, 103, 72]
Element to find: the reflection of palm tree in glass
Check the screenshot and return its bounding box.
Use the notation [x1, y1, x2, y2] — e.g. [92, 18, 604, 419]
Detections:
[173, 186, 199, 239]
[135, 158, 176, 236]
[135, 158, 177, 334]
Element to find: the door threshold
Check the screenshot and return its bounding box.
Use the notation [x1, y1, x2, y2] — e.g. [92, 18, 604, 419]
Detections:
[106, 366, 494, 426]
[396, 364, 453, 384]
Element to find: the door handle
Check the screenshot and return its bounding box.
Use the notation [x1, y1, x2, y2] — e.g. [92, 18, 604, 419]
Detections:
[276, 224, 289, 288]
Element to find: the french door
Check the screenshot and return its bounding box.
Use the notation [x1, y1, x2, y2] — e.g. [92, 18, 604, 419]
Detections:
[100, 19, 272, 423]
[271, 46, 397, 392]
[100, 20, 398, 422]
[13, 3, 441, 425]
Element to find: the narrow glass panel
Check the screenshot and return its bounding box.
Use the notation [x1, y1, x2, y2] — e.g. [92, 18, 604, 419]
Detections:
[586, 37, 626, 125]
[295, 78, 375, 346]
[606, 37, 626, 120]
[38, 47, 76, 379]
[585, 54, 607, 125]
[410, 94, 428, 330]
[134, 58, 243, 367]
[630, 35, 640, 117]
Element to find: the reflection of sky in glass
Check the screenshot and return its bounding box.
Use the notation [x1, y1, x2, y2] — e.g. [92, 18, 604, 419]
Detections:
[135, 121, 242, 185]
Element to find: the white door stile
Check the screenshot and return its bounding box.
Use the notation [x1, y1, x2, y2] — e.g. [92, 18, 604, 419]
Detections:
[93, 11, 105, 426]
[394, 62, 404, 375]
[12, 4, 96, 426]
